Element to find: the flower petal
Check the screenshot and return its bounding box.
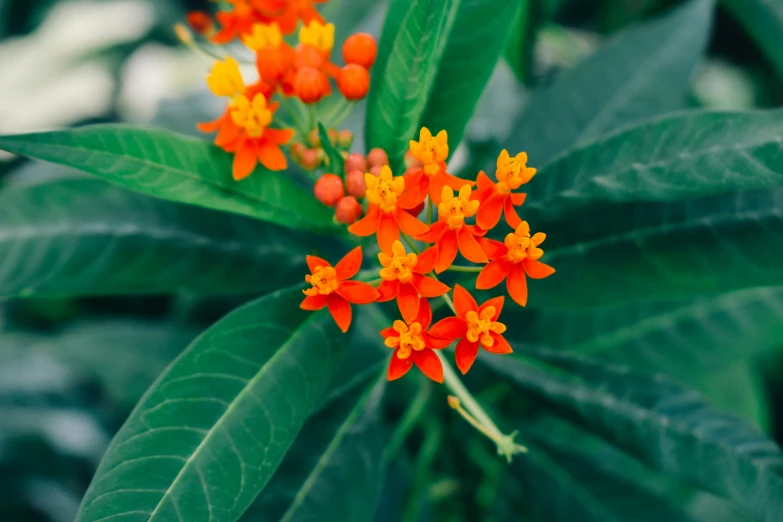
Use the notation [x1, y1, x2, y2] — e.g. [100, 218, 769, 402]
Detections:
[510, 192, 526, 206]
[376, 280, 399, 302]
[265, 127, 294, 143]
[300, 294, 327, 311]
[233, 145, 258, 180]
[457, 227, 489, 264]
[413, 349, 443, 383]
[485, 333, 513, 354]
[377, 212, 400, 254]
[429, 316, 468, 340]
[415, 246, 437, 274]
[397, 283, 420, 324]
[441, 171, 475, 190]
[479, 296, 505, 321]
[455, 338, 479, 374]
[507, 264, 528, 306]
[306, 255, 330, 272]
[434, 229, 459, 274]
[452, 284, 478, 317]
[348, 206, 381, 236]
[479, 238, 507, 260]
[475, 170, 495, 192]
[326, 294, 352, 333]
[524, 259, 556, 279]
[422, 331, 453, 349]
[388, 354, 413, 381]
[412, 273, 450, 298]
[394, 208, 429, 237]
[398, 170, 428, 209]
[504, 197, 523, 228]
[415, 220, 446, 243]
[414, 297, 433, 329]
[476, 191, 504, 230]
[337, 280, 379, 304]
[476, 258, 509, 290]
[258, 142, 287, 171]
[380, 327, 397, 339]
[335, 245, 363, 280]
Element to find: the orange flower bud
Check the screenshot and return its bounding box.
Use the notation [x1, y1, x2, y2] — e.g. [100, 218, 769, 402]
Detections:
[256, 47, 292, 84]
[186, 11, 213, 36]
[338, 129, 354, 149]
[295, 67, 329, 104]
[346, 169, 367, 198]
[337, 64, 370, 101]
[369, 164, 384, 177]
[335, 196, 363, 224]
[300, 148, 321, 170]
[328, 129, 339, 143]
[342, 33, 378, 69]
[344, 152, 367, 174]
[295, 44, 326, 69]
[367, 148, 389, 168]
[290, 142, 306, 161]
[307, 129, 320, 147]
[314, 174, 345, 207]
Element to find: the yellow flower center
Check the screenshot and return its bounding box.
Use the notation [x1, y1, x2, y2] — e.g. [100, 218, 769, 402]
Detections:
[365, 166, 405, 212]
[409, 127, 448, 177]
[465, 307, 506, 347]
[385, 321, 425, 359]
[243, 22, 283, 50]
[206, 57, 245, 98]
[299, 20, 335, 52]
[438, 185, 479, 229]
[303, 266, 338, 296]
[379, 240, 417, 283]
[496, 149, 536, 191]
[505, 221, 546, 263]
[230, 94, 272, 137]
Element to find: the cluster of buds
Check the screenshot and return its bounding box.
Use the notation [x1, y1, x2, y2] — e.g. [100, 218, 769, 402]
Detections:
[290, 128, 353, 171]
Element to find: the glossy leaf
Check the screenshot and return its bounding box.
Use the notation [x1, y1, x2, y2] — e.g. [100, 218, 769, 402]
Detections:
[0, 177, 316, 297]
[418, 0, 522, 148]
[505, 0, 713, 167]
[365, 0, 460, 170]
[0, 125, 337, 233]
[722, 0, 783, 79]
[76, 286, 345, 522]
[483, 351, 783, 522]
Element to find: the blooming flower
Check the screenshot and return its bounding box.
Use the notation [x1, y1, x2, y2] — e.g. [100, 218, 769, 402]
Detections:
[405, 128, 473, 206]
[210, 0, 262, 44]
[261, 0, 326, 35]
[298, 20, 334, 53]
[376, 241, 450, 323]
[429, 285, 511, 374]
[243, 23, 294, 87]
[348, 166, 429, 253]
[300, 246, 379, 333]
[472, 150, 536, 230]
[207, 0, 325, 43]
[382, 298, 453, 383]
[415, 185, 488, 273]
[476, 222, 555, 306]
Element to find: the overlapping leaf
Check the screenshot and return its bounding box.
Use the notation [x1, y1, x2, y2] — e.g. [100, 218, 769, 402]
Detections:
[722, 0, 783, 78]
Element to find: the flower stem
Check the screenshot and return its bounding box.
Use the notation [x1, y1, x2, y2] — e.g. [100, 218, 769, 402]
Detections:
[446, 265, 482, 273]
[401, 233, 421, 254]
[427, 198, 434, 224]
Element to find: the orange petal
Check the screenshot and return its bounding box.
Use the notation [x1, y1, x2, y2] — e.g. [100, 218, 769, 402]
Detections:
[335, 245, 363, 280]
[476, 192, 504, 230]
[455, 338, 479, 374]
[265, 127, 295, 144]
[476, 258, 509, 290]
[525, 259, 556, 279]
[415, 220, 446, 243]
[377, 212, 400, 254]
[233, 145, 258, 180]
[510, 192, 526, 206]
[434, 229, 458, 274]
[394, 208, 429, 237]
[422, 331, 453, 349]
[414, 297, 433, 329]
[380, 326, 397, 339]
[507, 264, 528, 306]
[479, 296, 504, 321]
[376, 280, 399, 302]
[428, 172, 446, 206]
[306, 255, 330, 272]
[414, 246, 438, 274]
[485, 333, 513, 354]
[215, 119, 242, 148]
[388, 353, 413, 381]
[398, 171, 428, 209]
[457, 227, 489, 264]
[452, 284, 478, 317]
[504, 197, 523, 228]
[413, 349, 443, 383]
[337, 280, 378, 304]
[429, 316, 468, 340]
[300, 294, 327, 310]
[348, 206, 381, 237]
[197, 117, 222, 133]
[397, 282, 420, 324]
[412, 273, 450, 298]
[475, 171, 495, 192]
[441, 171, 475, 190]
[258, 142, 288, 171]
[479, 238, 507, 260]
[326, 294, 352, 332]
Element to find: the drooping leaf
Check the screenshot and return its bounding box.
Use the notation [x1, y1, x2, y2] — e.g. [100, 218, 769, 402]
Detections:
[483, 351, 783, 522]
[0, 177, 321, 297]
[365, 0, 460, 170]
[505, 0, 713, 167]
[76, 286, 345, 522]
[317, 122, 345, 177]
[722, 0, 783, 79]
[0, 125, 337, 233]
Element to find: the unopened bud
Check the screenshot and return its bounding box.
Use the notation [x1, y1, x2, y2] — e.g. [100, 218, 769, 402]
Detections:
[344, 152, 367, 174]
[447, 396, 461, 409]
[314, 174, 345, 207]
[367, 147, 389, 168]
[337, 64, 370, 101]
[338, 129, 354, 149]
[346, 169, 367, 198]
[307, 129, 320, 148]
[369, 164, 384, 177]
[335, 196, 363, 225]
[174, 23, 194, 46]
[300, 148, 321, 171]
[290, 142, 306, 161]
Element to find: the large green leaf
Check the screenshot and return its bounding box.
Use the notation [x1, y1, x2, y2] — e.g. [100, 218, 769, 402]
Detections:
[76, 286, 345, 522]
[504, 0, 712, 167]
[0, 125, 337, 233]
[483, 351, 783, 521]
[365, 0, 460, 170]
[722, 0, 783, 79]
[418, 0, 522, 148]
[0, 177, 323, 297]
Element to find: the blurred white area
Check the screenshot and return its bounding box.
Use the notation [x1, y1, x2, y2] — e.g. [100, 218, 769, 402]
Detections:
[692, 59, 760, 109]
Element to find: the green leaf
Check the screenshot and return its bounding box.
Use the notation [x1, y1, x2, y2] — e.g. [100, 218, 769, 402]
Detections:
[418, 0, 522, 148]
[0, 177, 318, 297]
[317, 122, 345, 177]
[365, 0, 460, 171]
[722, 0, 783, 79]
[483, 351, 783, 522]
[505, 0, 713, 167]
[76, 286, 346, 522]
[0, 125, 337, 233]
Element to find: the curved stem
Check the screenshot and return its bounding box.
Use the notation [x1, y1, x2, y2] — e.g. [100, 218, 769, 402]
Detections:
[446, 265, 482, 273]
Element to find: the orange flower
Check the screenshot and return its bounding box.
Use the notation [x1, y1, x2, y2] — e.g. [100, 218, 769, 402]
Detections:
[300, 246, 379, 333]
[342, 33, 377, 69]
[472, 150, 536, 230]
[337, 64, 370, 101]
[405, 128, 473, 206]
[186, 11, 214, 36]
[376, 241, 450, 323]
[476, 222, 555, 306]
[415, 185, 488, 273]
[348, 166, 429, 253]
[255, 0, 326, 35]
[429, 285, 511, 374]
[381, 298, 453, 383]
[243, 23, 295, 87]
[211, 0, 263, 44]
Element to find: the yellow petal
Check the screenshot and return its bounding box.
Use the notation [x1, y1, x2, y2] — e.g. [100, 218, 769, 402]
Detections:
[392, 240, 406, 257]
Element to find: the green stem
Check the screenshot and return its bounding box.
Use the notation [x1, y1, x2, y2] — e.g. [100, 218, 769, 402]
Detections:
[383, 379, 432, 463]
[427, 197, 434, 224]
[446, 265, 482, 273]
[401, 233, 421, 254]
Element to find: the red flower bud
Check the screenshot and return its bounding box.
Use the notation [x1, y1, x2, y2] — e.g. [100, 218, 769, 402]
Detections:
[186, 11, 213, 35]
[367, 148, 389, 168]
[338, 129, 354, 149]
[369, 164, 384, 177]
[256, 47, 292, 85]
[337, 64, 370, 101]
[295, 67, 329, 104]
[346, 169, 367, 198]
[307, 129, 320, 147]
[314, 174, 345, 207]
[295, 44, 325, 69]
[344, 152, 367, 174]
[300, 148, 321, 171]
[290, 142, 306, 161]
[335, 196, 363, 224]
[328, 129, 339, 144]
[342, 33, 377, 69]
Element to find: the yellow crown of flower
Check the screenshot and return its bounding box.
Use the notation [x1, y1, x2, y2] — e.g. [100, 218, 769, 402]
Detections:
[206, 57, 245, 98]
[243, 22, 283, 51]
[439, 185, 479, 229]
[230, 94, 272, 137]
[299, 20, 335, 52]
[496, 149, 536, 190]
[366, 166, 405, 212]
[410, 127, 448, 176]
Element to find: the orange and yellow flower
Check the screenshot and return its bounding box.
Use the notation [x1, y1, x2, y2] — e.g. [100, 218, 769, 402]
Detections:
[208, 0, 326, 43]
[476, 222, 555, 306]
[405, 128, 473, 206]
[376, 241, 450, 323]
[382, 297, 453, 383]
[472, 150, 536, 230]
[429, 285, 511, 374]
[300, 246, 379, 333]
[415, 185, 488, 273]
[348, 166, 429, 253]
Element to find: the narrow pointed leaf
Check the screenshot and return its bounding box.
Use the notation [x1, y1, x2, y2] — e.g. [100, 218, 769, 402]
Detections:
[722, 0, 783, 79]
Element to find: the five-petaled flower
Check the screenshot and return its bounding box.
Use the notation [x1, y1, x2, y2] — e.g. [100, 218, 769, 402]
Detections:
[476, 222, 555, 306]
[300, 246, 379, 333]
[472, 150, 536, 230]
[382, 298, 453, 383]
[376, 241, 450, 323]
[348, 166, 429, 253]
[415, 185, 488, 273]
[430, 285, 511, 374]
[405, 128, 473, 206]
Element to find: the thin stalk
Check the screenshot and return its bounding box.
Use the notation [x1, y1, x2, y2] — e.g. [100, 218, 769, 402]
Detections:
[383, 379, 432, 463]
[446, 265, 482, 273]
[427, 198, 434, 224]
[401, 233, 421, 254]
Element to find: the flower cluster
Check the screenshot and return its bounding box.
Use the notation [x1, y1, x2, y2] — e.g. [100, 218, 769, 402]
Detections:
[300, 127, 556, 383]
